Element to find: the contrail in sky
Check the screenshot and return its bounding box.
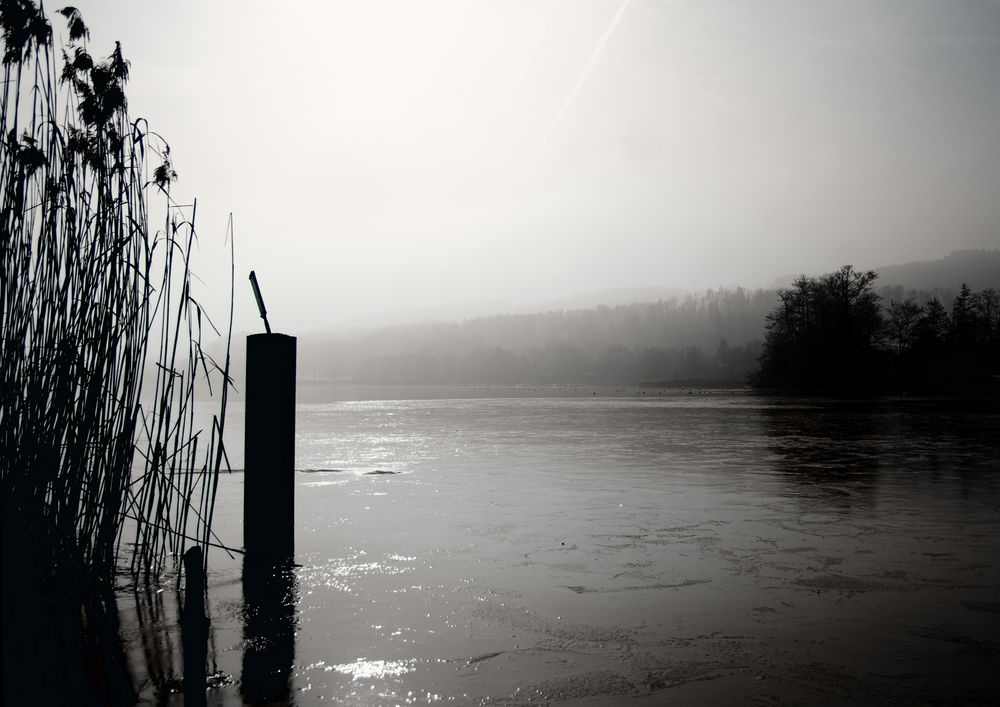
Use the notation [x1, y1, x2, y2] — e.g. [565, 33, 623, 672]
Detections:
[543, 0, 632, 144]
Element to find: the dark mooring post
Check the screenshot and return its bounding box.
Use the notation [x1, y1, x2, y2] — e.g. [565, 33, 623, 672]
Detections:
[244, 332, 296, 560]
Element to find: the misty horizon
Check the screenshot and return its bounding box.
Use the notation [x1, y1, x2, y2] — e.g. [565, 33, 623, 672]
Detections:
[223, 248, 996, 338]
[64, 0, 1000, 335]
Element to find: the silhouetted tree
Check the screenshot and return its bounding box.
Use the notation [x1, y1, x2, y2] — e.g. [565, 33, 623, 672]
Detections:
[886, 299, 921, 358]
[974, 288, 999, 345]
[755, 266, 883, 391]
[913, 298, 949, 352]
[950, 283, 977, 347]
[822, 266, 882, 353]
[756, 273, 999, 393]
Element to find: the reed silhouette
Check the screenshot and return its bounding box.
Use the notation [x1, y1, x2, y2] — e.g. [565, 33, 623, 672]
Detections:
[1, 3, 232, 701]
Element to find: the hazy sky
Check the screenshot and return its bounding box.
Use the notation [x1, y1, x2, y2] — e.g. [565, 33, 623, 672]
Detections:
[68, 0, 1000, 333]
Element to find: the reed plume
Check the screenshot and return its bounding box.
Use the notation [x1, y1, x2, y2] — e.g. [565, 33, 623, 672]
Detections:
[0, 1, 232, 587]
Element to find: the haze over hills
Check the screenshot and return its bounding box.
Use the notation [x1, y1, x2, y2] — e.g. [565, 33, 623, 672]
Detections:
[213, 250, 997, 390]
[322, 251, 998, 338]
[297, 286, 771, 384]
[769, 249, 1000, 292]
[317, 287, 691, 334]
[312, 250, 997, 341]
[524, 287, 690, 314]
[874, 250, 1000, 293]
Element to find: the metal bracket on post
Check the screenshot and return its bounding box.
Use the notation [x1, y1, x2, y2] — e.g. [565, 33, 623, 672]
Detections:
[249, 270, 272, 334]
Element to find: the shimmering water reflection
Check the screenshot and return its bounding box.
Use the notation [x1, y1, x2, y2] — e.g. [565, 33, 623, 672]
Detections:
[124, 392, 999, 705]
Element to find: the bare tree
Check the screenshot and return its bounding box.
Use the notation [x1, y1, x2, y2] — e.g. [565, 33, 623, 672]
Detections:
[886, 299, 921, 358]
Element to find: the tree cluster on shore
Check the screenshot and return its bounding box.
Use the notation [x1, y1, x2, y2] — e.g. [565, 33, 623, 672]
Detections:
[754, 266, 999, 393]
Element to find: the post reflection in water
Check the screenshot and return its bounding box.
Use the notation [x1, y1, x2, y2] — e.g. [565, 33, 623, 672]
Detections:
[241, 557, 298, 704]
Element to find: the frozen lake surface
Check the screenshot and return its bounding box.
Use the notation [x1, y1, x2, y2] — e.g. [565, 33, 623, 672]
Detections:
[117, 390, 1000, 705]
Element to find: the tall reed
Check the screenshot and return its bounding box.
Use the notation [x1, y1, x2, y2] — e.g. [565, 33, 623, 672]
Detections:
[0, 2, 231, 587]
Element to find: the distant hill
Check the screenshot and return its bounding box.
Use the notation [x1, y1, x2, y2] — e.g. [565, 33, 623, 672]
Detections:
[208, 252, 996, 390]
[205, 286, 775, 391]
[769, 250, 1000, 292]
[873, 250, 1000, 291]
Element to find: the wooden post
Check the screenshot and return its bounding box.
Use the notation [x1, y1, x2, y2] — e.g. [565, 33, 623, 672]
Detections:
[244, 333, 296, 560]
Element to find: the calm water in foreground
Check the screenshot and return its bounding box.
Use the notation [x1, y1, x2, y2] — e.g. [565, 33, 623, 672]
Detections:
[117, 389, 1000, 705]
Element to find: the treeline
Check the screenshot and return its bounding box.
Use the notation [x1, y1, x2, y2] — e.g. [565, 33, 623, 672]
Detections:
[235, 268, 995, 389]
[298, 287, 776, 384]
[755, 266, 999, 392]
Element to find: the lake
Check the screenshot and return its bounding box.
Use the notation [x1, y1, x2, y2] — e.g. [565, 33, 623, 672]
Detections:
[116, 388, 1000, 705]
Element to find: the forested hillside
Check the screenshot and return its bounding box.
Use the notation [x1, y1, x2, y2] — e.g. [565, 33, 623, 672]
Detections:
[295, 287, 775, 384]
[875, 250, 1000, 292]
[214, 252, 998, 388]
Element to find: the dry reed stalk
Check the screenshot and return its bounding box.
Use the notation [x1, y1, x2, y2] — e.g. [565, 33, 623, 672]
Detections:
[1, 2, 232, 587]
